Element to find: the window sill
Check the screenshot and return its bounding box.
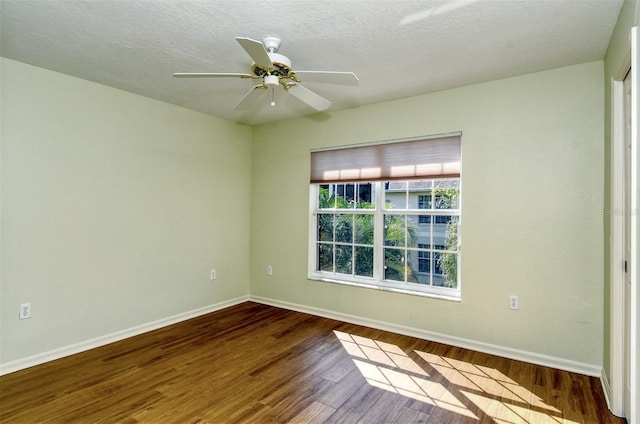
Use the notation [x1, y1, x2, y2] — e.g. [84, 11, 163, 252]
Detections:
[308, 275, 461, 302]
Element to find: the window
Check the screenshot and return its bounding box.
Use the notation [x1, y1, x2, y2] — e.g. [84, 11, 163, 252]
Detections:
[309, 133, 461, 299]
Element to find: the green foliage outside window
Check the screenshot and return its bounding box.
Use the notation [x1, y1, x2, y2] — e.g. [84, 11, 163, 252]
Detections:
[434, 186, 459, 288]
[318, 187, 414, 279]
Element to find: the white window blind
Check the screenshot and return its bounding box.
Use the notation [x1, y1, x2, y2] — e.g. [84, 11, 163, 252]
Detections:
[310, 133, 461, 183]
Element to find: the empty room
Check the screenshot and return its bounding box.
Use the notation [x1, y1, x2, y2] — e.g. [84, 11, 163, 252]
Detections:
[1, 0, 639, 423]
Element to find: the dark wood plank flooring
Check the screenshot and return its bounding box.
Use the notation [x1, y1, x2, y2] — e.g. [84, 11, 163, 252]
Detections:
[0, 302, 624, 423]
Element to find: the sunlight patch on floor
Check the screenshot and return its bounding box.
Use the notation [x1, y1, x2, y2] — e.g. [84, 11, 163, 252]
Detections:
[334, 331, 428, 376]
[461, 390, 577, 424]
[334, 330, 574, 423]
[415, 351, 564, 415]
[335, 331, 476, 419]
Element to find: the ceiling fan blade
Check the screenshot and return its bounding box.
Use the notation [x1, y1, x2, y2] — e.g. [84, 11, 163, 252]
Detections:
[234, 85, 267, 110]
[173, 72, 254, 78]
[236, 37, 273, 69]
[287, 84, 331, 111]
[293, 71, 359, 86]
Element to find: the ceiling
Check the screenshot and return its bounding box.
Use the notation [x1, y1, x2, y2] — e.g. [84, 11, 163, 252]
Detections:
[0, 0, 624, 126]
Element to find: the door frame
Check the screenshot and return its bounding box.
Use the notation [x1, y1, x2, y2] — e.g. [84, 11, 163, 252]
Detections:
[610, 65, 627, 418]
[610, 26, 638, 422]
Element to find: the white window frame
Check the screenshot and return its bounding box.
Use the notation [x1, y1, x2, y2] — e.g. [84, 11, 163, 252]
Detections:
[308, 179, 461, 301]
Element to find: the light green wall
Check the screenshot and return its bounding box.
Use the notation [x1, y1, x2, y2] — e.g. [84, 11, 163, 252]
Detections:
[251, 61, 605, 366]
[602, 0, 639, 391]
[0, 56, 608, 370]
[0, 58, 252, 364]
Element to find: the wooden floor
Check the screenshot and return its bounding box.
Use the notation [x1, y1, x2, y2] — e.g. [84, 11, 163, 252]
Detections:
[0, 302, 624, 424]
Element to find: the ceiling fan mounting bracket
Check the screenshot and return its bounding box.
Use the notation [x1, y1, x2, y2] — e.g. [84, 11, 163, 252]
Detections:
[262, 36, 281, 52]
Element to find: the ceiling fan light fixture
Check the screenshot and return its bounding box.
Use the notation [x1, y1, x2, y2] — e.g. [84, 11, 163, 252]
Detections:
[264, 74, 279, 87]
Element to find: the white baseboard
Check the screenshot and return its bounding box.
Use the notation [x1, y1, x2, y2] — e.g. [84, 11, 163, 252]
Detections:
[601, 367, 613, 412]
[1, 294, 603, 381]
[249, 295, 603, 378]
[0, 295, 249, 376]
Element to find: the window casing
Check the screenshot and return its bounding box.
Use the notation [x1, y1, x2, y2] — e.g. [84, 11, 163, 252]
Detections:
[309, 178, 460, 299]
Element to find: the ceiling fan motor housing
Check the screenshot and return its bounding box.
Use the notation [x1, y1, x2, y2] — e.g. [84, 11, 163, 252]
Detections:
[268, 52, 291, 69]
[253, 52, 292, 80]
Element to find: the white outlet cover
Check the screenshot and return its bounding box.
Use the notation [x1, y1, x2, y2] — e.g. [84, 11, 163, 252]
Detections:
[19, 303, 31, 319]
[509, 295, 519, 310]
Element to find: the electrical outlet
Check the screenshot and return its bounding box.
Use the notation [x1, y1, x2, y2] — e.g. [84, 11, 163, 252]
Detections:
[267, 265, 273, 276]
[210, 269, 217, 280]
[19, 303, 31, 320]
[509, 295, 519, 310]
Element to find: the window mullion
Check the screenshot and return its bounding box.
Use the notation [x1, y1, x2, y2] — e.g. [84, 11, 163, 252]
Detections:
[373, 182, 385, 283]
[404, 214, 409, 283]
[429, 211, 434, 286]
[332, 213, 337, 273]
[351, 214, 356, 276]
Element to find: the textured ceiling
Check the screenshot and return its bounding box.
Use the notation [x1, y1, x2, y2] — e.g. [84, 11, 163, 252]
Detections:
[0, 0, 624, 125]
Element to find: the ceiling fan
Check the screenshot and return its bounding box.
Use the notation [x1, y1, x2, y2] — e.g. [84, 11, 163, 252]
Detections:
[173, 36, 359, 111]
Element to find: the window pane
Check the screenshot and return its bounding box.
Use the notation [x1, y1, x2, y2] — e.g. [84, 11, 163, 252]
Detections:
[418, 251, 430, 272]
[418, 195, 432, 210]
[355, 246, 373, 277]
[433, 215, 455, 248]
[432, 252, 444, 286]
[384, 248, 405, 281]
[335, 244, 353, 274]
[438, 252, 458, 288]
[406, 251, 420, 284]
[384, 214, 405, 247]
[433, 252, 443, 275]
[318, 214, 334, 241]
[384, 181, 407, 209]
[318, 244, 333, 272]
[357, 183, 374, 209]
[446, 216, 459, 252]
[434, 179, 460, 209]
[354, 214, 374, 245]
[409, 179, 432, 190]
[407, 215, 420, 248]
[434, 215, 458, 252]
[336, 214, 353, 243]
[336, 183, 356, 208]
[318, 184, 334, 208]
